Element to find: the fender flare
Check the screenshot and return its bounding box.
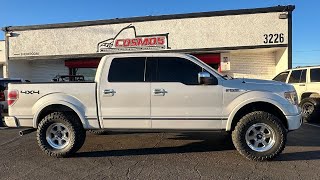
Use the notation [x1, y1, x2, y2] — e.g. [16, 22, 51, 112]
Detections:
[225, 97, 288, 131]
[32, 94, 88, 128]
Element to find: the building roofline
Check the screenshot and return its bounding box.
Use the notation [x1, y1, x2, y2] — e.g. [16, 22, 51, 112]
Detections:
[2, 5, 295, 32]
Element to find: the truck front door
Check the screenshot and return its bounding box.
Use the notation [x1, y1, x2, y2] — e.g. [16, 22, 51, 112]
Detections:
[99, 57, 151, 129]
[149, 57, 224, 129]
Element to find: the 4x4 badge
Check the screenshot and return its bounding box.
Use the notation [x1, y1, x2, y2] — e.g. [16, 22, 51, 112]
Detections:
[20, 90, 40, 94]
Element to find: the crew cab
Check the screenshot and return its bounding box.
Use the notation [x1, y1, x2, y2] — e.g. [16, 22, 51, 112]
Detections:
[5, 53, 301, 161]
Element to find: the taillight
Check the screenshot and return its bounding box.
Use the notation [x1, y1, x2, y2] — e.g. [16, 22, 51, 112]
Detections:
[8, 90, 19, 106]
[0, 91, 5, 101]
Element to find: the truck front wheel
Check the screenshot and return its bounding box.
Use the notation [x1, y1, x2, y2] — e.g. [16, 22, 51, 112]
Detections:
[232, 111, 286, 161]
[37, 112, 86, 157]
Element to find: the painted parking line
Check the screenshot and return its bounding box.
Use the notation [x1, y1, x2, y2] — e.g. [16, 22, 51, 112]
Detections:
[305, 123, 320, 128]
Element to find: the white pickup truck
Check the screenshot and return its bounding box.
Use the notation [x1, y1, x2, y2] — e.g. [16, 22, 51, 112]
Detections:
[5, 53, 301, 161]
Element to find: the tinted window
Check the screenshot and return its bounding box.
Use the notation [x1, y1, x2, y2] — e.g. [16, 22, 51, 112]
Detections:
[108, 57, 146, 82]
[273, 72, 289, 82]
[288, 70, 306, 83]
[311, 68, 320, 82]
[156, 57, 203, 85]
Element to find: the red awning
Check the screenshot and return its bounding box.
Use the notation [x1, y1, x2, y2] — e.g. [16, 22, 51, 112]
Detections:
[193, 54, 220, 64]
[65, 59, 100, 68]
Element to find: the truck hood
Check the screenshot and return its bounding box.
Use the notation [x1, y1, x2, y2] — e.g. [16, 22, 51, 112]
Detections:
[238, 78, 286, 86]
[223, 78, 294, 93]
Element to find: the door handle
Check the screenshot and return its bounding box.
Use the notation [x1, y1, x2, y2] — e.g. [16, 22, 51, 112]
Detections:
[153, 88, 167, 96]
[104, 89, 116, 95]
[299, 84, 306, 86]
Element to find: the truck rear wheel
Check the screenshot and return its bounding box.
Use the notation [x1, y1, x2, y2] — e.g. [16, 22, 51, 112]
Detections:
[300, 98, 320, 123]
[37, 112, 86, 157]
[232, 111, 286, 161]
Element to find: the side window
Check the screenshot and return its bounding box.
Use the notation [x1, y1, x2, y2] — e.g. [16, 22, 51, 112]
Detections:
[288, 70, 306, 83]
[156, 57, 203, 85]
[310, 68, 320, 82]
[108, 57, 146, 82]
[273, 71, 289, 82]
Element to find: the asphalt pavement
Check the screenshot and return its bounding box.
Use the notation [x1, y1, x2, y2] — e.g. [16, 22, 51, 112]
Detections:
[0, 124, 320, 180]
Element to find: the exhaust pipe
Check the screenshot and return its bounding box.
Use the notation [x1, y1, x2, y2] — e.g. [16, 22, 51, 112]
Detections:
[19, 128, 36, 136]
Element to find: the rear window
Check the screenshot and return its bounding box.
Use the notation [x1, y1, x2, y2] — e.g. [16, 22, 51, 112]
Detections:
[310, 68, 320, 82]
[273, 71, 289, 82]
[288, 70, 306, 83]
[0, 80, 22, 91]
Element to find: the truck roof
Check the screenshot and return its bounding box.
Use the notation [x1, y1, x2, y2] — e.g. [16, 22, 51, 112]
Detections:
[102, 52, 191, 59]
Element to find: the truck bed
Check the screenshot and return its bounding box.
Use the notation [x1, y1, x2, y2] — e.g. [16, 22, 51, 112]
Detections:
[8, 82, 97, 127]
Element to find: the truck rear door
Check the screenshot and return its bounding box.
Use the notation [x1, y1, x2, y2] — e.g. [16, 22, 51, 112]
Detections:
[98, 57, 151, 129]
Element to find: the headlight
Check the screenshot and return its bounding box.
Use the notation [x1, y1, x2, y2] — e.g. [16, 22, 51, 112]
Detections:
[284, 91, 298, 105]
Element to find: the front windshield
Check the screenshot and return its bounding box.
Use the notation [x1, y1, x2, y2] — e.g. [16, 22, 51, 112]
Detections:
[273, 71, 289, 82]
[187, 54, 227, 80]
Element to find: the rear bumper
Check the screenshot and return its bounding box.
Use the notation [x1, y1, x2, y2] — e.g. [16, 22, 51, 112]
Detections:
[286, 113, 302, 131]
[4, 116, 19, 127]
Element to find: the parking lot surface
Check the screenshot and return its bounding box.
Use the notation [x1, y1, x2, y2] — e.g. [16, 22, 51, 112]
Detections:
[1, 124, 320, 180]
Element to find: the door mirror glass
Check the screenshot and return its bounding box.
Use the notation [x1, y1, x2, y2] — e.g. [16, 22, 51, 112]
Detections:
[198, 72, 218, 85]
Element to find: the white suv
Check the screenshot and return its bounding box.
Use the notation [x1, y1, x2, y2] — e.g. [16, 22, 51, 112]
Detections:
[273, 66, 320, 122]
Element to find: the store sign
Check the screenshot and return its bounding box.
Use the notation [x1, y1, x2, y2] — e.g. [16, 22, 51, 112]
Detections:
[97, 24, 170, 52]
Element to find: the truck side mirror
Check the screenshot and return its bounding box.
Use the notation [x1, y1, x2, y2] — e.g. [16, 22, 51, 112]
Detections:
[198, 72, 218, 85]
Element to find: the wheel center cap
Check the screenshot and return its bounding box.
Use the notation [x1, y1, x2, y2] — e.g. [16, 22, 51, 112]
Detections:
[257, 134, 263, 140]
[56, 131, 63, 138]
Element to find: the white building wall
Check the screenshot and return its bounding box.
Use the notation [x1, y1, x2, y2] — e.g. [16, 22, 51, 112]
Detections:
[0, 66, 3, 78]
[0, 41, 5, 78]
[8, 11, 288, 58]
[275, 48, 288, 74]
[224, 51, 276, 80]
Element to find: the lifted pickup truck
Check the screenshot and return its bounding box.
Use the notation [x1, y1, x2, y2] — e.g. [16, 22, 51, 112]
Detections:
[5, 53, 301, 161]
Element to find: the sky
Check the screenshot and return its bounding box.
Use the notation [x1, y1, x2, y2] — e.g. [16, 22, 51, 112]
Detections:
[0, 0, 319, 67]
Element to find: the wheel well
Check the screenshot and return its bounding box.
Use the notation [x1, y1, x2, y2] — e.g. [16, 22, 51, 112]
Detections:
[230, 102, 288, 131]
[301, 93, 313, 100]
[301, 92, 320, 100]
[36, 104, 81, 127]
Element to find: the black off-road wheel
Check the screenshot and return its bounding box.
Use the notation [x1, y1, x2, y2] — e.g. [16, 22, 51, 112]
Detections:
[232, 111, 287, 161]
[300, 98, 320, 123]
[37, 112, 86, 157]
[87, 129, 109, 135]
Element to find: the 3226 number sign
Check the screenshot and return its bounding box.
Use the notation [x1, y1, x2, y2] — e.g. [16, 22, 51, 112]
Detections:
[263, 33, 284, 44]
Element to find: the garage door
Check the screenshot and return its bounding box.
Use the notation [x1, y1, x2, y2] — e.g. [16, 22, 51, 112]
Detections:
[30, 60, 68, 82]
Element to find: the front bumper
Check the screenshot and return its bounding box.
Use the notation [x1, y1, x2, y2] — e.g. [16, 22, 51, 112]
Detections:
[286, 113, 302, 131]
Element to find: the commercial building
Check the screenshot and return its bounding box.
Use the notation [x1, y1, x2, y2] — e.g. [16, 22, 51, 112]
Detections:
[2, 5, 295, 82]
